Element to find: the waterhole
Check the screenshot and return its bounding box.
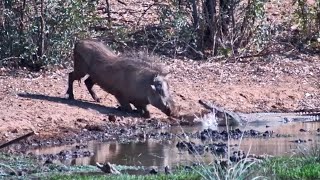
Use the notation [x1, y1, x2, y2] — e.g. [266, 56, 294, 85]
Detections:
[28, 113, 320, 167]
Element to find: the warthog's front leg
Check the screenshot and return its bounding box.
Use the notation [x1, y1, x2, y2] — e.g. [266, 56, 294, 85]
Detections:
[135, 104, 150, 118]
[84, 76, 100, 102]
[66, 72, 75, 100]
[115, 95, 133, 112]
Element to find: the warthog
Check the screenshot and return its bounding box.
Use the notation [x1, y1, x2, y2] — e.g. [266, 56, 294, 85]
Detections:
[66, 39, 175, 118]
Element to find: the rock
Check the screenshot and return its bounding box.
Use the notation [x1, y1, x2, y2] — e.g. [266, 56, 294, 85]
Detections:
[96, 162, 121, 174]
[164, 166, 171, 175]
[84, 124, 104, 131]
[149, 168, 158, 175]
[299, 129, 307, 132]
[108, 115, 116, 122]
[44, 158, 53, 165]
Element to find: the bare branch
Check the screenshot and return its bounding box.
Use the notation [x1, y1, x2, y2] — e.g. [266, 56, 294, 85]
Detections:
[0, 131, 35, 149]
[116, 0, 127, 6]
[136, 3, 155, 27]
[0, 57, 23, 62]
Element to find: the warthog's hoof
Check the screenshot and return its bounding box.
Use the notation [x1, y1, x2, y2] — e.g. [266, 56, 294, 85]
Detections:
[95, 98, 101, 103]
[142, 112, 151, 118]
[116, 106, 133, 113]
[66, 94, 74, 100]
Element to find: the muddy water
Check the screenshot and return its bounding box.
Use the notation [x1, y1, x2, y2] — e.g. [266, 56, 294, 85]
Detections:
[29, 113, 320, 167]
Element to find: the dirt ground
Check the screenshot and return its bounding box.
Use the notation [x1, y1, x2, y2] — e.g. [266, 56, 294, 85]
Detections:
[0, 0, 320, 144]
[1, 54, 320, 143]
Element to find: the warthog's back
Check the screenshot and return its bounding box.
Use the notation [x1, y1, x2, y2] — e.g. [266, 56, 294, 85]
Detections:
[92, 57, 161, 101]
[74, 39, 118, 65]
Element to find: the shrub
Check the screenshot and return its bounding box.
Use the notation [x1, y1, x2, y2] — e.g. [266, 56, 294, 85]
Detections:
[0, 0, 102, 70]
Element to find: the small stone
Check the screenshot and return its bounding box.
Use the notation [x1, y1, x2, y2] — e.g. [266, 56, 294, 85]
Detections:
[44, 158, 53, 165]
[164, 166, 171, 175]
[76, 118, 86, 123]
[11, 129, 18, 133]
[149, 168, 158, 175]
[84, 124, 103, 131]
[108, 115, 116, 122]
[299, 129, 307, 132]
[119, 129, 126, 134]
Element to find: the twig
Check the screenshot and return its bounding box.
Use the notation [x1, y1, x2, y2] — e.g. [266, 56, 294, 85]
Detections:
[106, 0, 111, 24]
[236, 52, 270, 59]
[0, 57, 23, 62]
[116, 0, 126, 6]
[0, 163, 18, 176]
[136, 3, 155, 26]
[0, 131, 35, 149]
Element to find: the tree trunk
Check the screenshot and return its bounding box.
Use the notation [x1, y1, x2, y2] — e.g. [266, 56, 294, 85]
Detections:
[0, 0, 4, 29]
[190, 0, 198, 29]
[219, 0, 232, 36]
[38, 0, 45, 59]
[203, 0, 217, 55]
[106, 0, 111, 24]
[19, 0, 26, 46]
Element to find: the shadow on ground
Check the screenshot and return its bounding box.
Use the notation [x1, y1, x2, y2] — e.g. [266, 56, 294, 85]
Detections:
[17, 93, 142, 118]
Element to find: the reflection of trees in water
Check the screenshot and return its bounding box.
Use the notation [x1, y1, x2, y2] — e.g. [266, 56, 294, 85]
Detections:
[71, 139, 220, 166]
[232, 122, 320, 156]
[110, 140, 166, 167]
[71, 140, 169, 167]
[90, 142, 121, 165]
[72, 141, 121, 166]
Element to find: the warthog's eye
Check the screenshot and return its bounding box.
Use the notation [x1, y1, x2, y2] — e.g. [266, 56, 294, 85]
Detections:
[155, 84, 162, 90]
[151, 84, 164, 96]
[165, 101, 171, 108]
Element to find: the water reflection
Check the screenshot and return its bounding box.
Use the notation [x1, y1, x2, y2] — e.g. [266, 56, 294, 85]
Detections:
[29, 113, 320, 167]
[234, 121, 320, 156]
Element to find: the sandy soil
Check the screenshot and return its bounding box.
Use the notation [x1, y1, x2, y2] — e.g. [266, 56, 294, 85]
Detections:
[1, 0, 320, 143]
[1, 54, 320, 143]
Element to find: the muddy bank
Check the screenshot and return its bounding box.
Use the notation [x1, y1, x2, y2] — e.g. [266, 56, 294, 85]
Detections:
[1, 54, 320, 143]
[2, 116, 317, 168]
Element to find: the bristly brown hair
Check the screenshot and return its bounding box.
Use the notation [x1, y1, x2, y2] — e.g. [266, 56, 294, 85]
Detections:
[119, 51, 170, 75]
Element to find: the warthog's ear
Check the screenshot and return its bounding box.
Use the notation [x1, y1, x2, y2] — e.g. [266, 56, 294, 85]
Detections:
[164, 73, 171, 79]
[153, 74, 161, 82]
[162, 66, 170, 75]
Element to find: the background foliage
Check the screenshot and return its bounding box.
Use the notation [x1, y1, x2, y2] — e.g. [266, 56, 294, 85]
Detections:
[0, 0, 319, 70]
[0, 0, 101, 70]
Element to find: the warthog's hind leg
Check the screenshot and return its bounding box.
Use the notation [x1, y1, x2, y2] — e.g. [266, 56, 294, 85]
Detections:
[66, 72, 75, 100]
[84, 76, 100, 102]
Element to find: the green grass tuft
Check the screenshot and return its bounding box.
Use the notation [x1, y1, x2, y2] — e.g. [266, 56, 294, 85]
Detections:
[48, 171, 202, 180]
[257, 157, 320, 180]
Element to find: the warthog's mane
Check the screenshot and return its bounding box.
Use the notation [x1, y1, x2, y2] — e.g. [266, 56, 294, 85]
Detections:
[118, 51, 169, 75]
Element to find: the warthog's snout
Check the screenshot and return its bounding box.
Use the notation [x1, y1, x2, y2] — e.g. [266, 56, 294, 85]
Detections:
[163, 100, 176, 117]
[164, 107, 172, 116]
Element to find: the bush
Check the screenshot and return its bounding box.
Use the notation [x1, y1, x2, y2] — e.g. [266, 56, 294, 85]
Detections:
[150, 0, 269, 58]
[291, 0, 320, 51]
[0, 0, 102, 70]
